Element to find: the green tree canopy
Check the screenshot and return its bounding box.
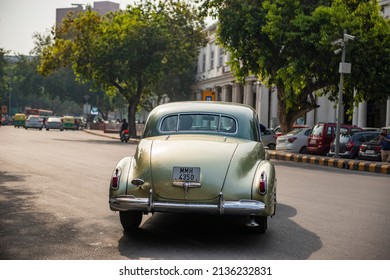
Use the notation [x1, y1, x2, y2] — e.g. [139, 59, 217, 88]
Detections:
[39, 0, 206, 137]
[198, 0, 390, 132]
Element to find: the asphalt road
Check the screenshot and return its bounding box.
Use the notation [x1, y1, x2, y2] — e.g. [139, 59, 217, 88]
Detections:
[0, 125, 389, 260]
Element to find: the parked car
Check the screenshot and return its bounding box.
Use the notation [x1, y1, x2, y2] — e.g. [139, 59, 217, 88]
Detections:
[328, 130, 380, 159]
[358, 127, 390, 161]
[273, 124, 308, 138]
[45, 117, 64, 131]
[109, 102, 277, 234]
[276, 127, 312, 154]
[25, 115, 43, 130]
[261, 128, 277, 150]
[307, 123, 362, 156]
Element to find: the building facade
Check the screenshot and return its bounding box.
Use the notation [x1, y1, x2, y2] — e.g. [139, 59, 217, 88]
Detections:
[193, 3, 390, 129]
[56, 1, 120, 27]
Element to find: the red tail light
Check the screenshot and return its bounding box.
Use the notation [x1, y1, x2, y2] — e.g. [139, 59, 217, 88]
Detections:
[111, 168, 120, 190]
[346, 141, 355, 151]
[259, 172, 267, 195]
[288, 137, 297, 143]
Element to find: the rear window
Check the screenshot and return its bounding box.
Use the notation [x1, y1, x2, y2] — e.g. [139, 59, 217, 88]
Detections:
[160, 114, 237, 134]
[340, 134, 352, 143]
[311, 124, 324, 136]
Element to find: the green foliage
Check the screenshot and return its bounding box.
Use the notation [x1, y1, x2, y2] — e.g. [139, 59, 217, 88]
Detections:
[38, 0, 206, 136]
[199, 0, 390, 132]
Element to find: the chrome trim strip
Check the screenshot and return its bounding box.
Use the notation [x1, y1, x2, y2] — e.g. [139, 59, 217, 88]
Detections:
[109, 195, 266, 215]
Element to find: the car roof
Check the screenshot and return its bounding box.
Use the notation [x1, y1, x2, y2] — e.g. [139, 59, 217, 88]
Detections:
[143, 101, 260, 141]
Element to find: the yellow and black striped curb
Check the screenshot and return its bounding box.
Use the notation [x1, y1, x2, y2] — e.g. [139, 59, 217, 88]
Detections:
[268, 151, 390, 175]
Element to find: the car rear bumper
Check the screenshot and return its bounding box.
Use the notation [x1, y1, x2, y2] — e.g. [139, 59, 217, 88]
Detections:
[109, 193, 266, 216]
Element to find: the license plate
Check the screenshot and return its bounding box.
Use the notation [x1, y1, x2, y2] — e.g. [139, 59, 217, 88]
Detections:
[310, 139, 316, 144]
[365, 150, 375, 154]
[173, 167, 200, 182]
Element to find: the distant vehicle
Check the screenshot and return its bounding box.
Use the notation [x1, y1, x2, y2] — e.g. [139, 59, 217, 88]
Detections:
[358, 127, 390, 161]
[25, 108, 53, 117]
[109, 101, 277, 234]
[273, 124, 308, 138]
[25, 115, 43, 130]
[261, 128, 277, 150]
[13, 113, 26, 128]
[45, 117, 63, 131]
[62, 116, 76, 130]
[307, 123, 362, 156]
[328, 131, 380, 159]
[276, 127, 312, 154]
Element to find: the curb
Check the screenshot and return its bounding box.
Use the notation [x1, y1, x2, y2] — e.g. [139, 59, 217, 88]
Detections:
[83, 129, 389, 175]
[268, 151, 390, 175]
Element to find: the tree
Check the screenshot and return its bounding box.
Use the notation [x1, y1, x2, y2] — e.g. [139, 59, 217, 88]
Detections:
[39, 0, 206, 137]
[198, 0, 390, 132]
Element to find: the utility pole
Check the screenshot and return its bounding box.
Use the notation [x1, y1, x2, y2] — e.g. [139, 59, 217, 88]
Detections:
[332, 30, 355, 158]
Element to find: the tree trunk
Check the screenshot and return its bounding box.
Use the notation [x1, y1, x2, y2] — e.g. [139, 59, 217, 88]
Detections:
[127, 101, 138, 138]
[276, 86, 319, 134]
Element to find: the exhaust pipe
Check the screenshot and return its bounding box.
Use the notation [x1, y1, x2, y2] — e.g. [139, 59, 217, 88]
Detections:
[246, 217, 259, 227]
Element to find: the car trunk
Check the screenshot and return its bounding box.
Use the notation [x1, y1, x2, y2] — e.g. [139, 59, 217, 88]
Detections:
[150, 135, 239, 201]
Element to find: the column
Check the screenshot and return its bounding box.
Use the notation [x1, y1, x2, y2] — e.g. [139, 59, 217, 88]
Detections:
[358, 101, 367, 128]
[256, 84, 269, 127]
[232, 83, 242, 103]
[387, 97, 390, 127]
[243, 83, 254, 108]
[269, 87, 278, 128]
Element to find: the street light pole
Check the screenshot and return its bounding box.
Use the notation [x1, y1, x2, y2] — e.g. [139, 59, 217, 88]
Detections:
[333, 30, 354, 158]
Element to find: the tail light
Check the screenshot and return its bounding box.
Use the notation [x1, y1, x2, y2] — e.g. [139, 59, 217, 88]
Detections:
[288, 137, 297, 143]
[259, 172, 267, 195]
[346, 141, 355, 151]
[111, 168, 120, 190]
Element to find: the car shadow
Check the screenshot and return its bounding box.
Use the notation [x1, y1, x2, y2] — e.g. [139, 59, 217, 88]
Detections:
[117, 203, 322, 260]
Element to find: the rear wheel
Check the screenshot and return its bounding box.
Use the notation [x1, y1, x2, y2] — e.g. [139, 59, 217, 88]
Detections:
[267, 143, 276, 150]
[299, 146, 307, 154]
[119, 211, 142, 231]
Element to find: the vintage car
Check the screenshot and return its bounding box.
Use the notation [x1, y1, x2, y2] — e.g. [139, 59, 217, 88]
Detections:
[109, 102, 277, 234]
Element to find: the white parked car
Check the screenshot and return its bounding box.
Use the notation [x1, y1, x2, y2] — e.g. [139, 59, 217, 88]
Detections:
[276, 127, 312, 154]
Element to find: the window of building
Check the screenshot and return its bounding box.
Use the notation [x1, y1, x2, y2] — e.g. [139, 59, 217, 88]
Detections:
[202, 53, 206, 73]
[218, 48, 224, 67]
[210, 43, 215, 70]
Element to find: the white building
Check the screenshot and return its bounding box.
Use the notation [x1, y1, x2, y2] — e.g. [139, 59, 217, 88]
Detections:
[193, 3, 390, 129]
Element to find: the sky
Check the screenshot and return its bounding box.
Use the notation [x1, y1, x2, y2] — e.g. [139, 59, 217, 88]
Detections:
[0, 0, 137, 55]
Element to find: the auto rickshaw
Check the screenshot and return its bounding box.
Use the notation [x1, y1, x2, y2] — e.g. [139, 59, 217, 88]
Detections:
[62, 116, 76, 130]
[13, 113, 26, 128]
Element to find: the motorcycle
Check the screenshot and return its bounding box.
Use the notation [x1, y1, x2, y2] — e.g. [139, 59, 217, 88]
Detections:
[120, 129, 130, 142]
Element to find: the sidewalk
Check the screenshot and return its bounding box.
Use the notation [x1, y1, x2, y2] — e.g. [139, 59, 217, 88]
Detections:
[83, 129, 390, 175]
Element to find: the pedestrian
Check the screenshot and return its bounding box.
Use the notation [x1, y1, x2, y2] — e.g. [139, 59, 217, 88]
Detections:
[378, 128, 390, 162]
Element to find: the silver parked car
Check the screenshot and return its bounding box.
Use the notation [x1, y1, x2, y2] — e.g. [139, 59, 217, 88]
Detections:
[261, 128, 277, 150]
[45, 117, 63, 131]
[276, 127, 312, 154]
[25, 115, 43, 130]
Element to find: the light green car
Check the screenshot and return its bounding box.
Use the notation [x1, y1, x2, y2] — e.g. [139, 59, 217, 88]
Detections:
[109, 101, 277, 233]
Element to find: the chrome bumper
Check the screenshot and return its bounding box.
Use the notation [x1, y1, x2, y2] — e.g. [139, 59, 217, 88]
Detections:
[109, 192, 266, 215]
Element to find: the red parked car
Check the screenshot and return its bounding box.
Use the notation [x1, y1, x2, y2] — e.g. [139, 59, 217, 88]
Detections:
[307, 123, 362, 156]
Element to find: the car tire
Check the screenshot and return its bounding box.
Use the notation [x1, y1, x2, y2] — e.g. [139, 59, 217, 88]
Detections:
[119, 211, 142, 231]
[299, 146, 307, 154]
[249, 216, 267, 234]
[267, 143, 276, 150]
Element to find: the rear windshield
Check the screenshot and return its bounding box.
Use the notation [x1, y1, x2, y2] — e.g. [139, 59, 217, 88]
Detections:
[340, 134, 352, 143]
[160, 114, 237, 134]
[311, 124, 324, 136]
